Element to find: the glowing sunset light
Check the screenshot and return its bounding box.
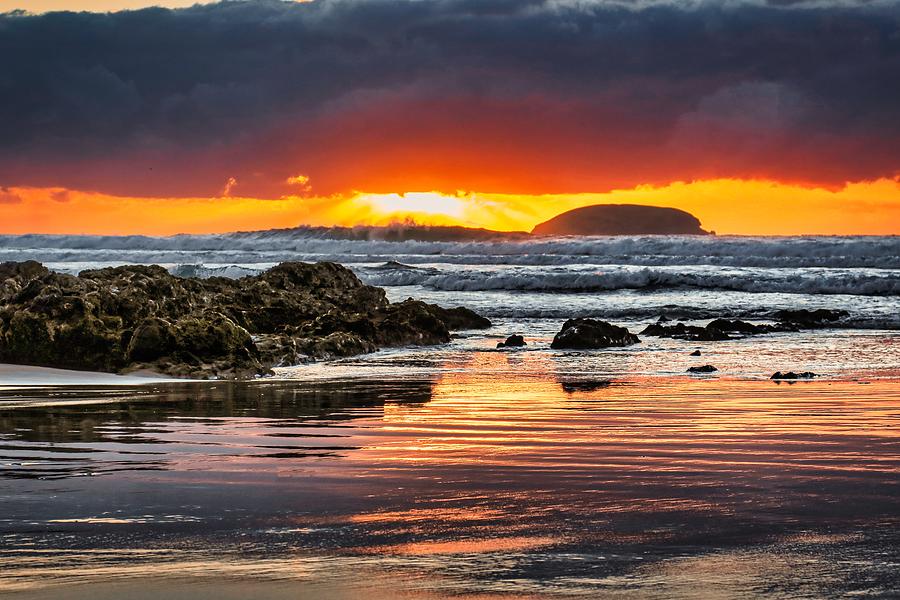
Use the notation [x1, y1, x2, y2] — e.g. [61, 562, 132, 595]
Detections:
[2, 1, 899, 237]
[356, 192, 469, 221]
[285, 174, 312, 191]
[1, 2, 899, 598]
[2, 178, 898, 236]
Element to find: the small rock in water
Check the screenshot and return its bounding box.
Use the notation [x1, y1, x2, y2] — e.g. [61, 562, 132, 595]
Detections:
[497, 334, 527, 348]
[641, 322, 730, 341]
[690, 350, 702, 356]
[771, 371, 818, 380]
[687, 365, 718, 373]
[560, 380, 612, 393]
[551, 318, 640, 350]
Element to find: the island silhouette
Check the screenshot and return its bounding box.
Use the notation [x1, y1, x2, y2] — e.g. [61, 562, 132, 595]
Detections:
[233, 204, 711, 242]
[532, 204, 710, 236]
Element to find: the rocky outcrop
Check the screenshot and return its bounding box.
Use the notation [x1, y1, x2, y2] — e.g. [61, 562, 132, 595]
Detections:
[421, 304, 492, 331]
[0, 261, 491, 379]
[497, 334, 526, 348]
[641, 311, 849, 342]
[641, 321, 730, 341]
[706, 319, 780, 335]
[773, 309, 848, 328]
[771, 371, 818, 380]
[551, 318, 640, 349]
[687, 365, 718, 373]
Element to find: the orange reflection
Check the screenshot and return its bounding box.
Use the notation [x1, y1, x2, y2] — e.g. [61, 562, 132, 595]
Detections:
[364, 535, 559, 556]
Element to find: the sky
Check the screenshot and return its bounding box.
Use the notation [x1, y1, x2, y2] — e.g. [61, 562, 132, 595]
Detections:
[1, 0, 899, 235]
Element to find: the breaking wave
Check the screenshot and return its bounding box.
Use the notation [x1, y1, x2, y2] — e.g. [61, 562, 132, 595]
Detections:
[0, 233, 897, 269]
[359, 266, 900, 296]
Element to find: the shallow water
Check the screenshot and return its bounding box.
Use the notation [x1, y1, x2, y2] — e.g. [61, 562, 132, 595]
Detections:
[1, 372, 898, 598]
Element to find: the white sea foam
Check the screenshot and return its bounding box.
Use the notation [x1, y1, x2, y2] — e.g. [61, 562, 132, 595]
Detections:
[358, 266, 900, 296]
[0, 233, 897, 269]
[2, 232, 898, 328]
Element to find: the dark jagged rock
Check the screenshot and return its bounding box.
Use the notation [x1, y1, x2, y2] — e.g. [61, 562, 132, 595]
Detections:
[532, 204, 710, 236]
[641, 322, 730, 341]
[774, 309, 848, 328]
[706, 319, 780, 335]
[690, 350, 702, 356]
[0, 261, 490, 379]
[371, 299, 452, 347]
[560, 380, 612, 393]
[643, 310, 851, 344]
[643, 318, 790, 341]
[0, 261, 50, 292]
[687, 365, 718, 373]
[497, 334, 526, 348]
[298, 332, 379, 361]
[551, 318, 640, 349]
[423, 304, 492, 330]
[771, 371, 818, 380]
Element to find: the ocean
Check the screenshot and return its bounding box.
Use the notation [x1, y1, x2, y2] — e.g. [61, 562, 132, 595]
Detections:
[1, 232, 898, 380]
[1, 232, 899, 598]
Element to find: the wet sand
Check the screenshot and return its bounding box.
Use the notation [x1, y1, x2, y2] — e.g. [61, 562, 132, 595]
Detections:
[1, 371, 898, 598]
[0, 363, 175, 390]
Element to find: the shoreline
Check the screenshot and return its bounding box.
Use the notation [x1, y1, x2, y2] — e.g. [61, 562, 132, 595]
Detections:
[0, 363, 892, 402]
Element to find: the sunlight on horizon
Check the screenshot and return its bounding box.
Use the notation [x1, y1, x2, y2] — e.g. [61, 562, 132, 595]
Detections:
[1, 178, 899, 236]
[356, 192, 469, 222]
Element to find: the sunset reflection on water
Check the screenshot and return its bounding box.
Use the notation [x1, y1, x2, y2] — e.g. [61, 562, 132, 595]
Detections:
[1, 362, 899, 597]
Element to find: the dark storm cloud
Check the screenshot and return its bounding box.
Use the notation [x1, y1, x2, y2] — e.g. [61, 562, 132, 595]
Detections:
[0, 0, 898, 196]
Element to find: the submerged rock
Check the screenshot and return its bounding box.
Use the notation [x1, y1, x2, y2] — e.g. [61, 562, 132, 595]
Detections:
[687, 365, 718, 373]
[497, 334, 527, 348]
[551, 318, 640, 349]
[706, 319, 781, 335]
[641, 321, 730, 341]
[0, 261, 490, 379]
[643, 318, 787, 341]
[640, 308, 854, 344]
[560, 379, 612, 393]
[642, 310, 853, 344]
[771, 371, 818, 380]
[690, 350, 702, 356]
[774, 309, 848, 328]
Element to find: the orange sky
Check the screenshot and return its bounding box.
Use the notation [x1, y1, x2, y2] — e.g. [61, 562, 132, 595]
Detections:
[2, 177, 898, 236]
[3, 2, 900, 237]
[0, 0, 215, 10]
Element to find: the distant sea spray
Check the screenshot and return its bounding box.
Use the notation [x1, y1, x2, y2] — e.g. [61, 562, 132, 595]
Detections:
[0, 231, 897, 270]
